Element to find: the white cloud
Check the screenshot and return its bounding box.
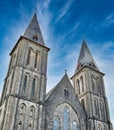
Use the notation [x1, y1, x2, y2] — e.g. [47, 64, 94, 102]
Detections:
[56, 0, 73, 22]
[99, 13, 114, 29]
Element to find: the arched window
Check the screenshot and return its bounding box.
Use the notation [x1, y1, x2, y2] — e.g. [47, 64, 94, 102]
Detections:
[27, 49, 31, 65]
[91, 76, 96, 91]
[28, 106, 35, 130]
[81, 99, 85, 111]
[30, 106, 35, 118]
[97, 78, 102, 94]
[72, 121, 77, 130]
[23, 75, 27, 92]
[18, 103, 26, 130]
[76, 80, 80, 94]
[64, 107, 69, 130]
[53, 116, 59, 130]
[34, 52, 39, 68]
[94, 98, 99, 116]
[80, 76, 84, 92]
[96, 78, 101, 93]
[32, 78, 36, 96]
[100, 100, 105, 119]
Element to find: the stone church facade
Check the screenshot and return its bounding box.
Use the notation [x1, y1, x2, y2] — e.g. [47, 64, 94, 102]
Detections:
[0, 13, 113, 130]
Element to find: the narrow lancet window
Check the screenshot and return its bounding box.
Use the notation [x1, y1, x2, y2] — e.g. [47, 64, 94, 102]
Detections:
[24, 75, 27, 92]
[27, 49, 31, 65]
[81, 99, 85, 111]
[80, 76, 84, 92]
[53, 116, 59, 130]
[32, 78, 36, 96]
[94, 98, 99, 116]
[34, 52, 38, 68]
[18, 103, 26, 130]
[64, 107, 69, 130]
[28, 106, 35, 130]
[76, 80, 80, 94]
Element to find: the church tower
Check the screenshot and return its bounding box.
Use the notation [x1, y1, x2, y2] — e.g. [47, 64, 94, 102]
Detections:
[0, 13, 50, 130]
[71, 41, 113, 130]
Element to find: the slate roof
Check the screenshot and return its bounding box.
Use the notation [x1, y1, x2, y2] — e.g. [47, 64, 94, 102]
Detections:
[75, 40, 99, 73]
[24, 13, 45, 45]
[46, 73, 71, 100]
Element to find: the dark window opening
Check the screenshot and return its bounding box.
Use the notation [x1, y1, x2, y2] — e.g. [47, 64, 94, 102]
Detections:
[64, 89, 69, 97]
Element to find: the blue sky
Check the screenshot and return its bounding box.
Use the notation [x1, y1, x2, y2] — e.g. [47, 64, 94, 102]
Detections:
[0, 0, 114, 126]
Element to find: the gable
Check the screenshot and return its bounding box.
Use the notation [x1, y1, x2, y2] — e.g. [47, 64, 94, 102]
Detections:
[45, 74, 86, 120]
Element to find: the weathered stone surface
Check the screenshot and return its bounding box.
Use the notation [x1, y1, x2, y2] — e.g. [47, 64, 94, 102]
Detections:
[0, 13, 113, 130]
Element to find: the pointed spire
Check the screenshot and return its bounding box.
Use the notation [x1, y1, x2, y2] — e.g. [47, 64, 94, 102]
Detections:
[24, 12, 45, 45]
[75, 40, 99, 73]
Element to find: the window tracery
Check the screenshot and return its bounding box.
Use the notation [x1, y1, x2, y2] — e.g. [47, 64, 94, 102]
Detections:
[53, 116, 60, 130]
[72, 121, 77, 130]
[64, 107, 69, 130]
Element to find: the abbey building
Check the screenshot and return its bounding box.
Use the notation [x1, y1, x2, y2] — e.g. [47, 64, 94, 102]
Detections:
[0, 13, 113, 130]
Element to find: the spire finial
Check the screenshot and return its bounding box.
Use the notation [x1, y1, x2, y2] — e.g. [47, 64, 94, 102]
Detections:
[65, 69, 67, 74]
[35, 7, 37, 13]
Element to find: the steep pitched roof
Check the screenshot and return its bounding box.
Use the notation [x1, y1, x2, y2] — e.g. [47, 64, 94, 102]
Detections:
[24, 13, 45, 45]
[75, 40, 99, 73]
[46, 73, 72, 100]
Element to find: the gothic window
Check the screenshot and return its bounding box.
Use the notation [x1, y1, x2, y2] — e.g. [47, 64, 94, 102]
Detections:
[23, 75, 27, 92]
[80, 76, 84, 92]
[27, 49, 31, 65]
[76, 80, 80, 94]
[64, 107, 69, 130]
[64, 89, 69, 97]
[53, 116, 60, 130]
[96, 78, 101, 93]
[34, 52, 39, 68]
[100, 100, 105, 119]
[72, 121, 77, 130]
[32, 78, 36, 96]
[91, 76, 95, 91]
[30, 106, 35, 118]
[81, 99, 85, 111]
[18, 103, 26, 130]
[29, 106, 35, 130]
[97, 78, 102, 94]
[94, 98, 99, 117]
